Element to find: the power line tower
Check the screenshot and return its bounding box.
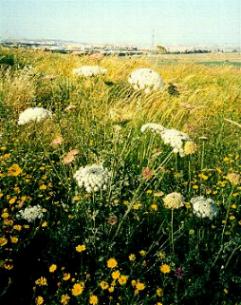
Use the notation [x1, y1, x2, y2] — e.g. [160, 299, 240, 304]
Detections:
[151, 29, 155, 50]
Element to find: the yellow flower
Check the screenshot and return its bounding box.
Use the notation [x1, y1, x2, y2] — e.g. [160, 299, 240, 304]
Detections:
[4, 262, 14, 270]
[41, 221, 48, 228]
[132, 202, 142, 210]
[129, 253, 136, 261]
[0, 237, 8, 247]
[156, 287, 164, 297]
[160, 264, 171, 274]
[111, 270, 120, 279]
[198, 173, 209, 181]
[3, 219, 13, 226]
[108, 286, 115, 293]
[158, 251, 166, 259]
[1, 212, 9, 219]
[13, 224, 22, 231]
[8, 164, 22, 177]
[60, 294, 70, 305]
[156, 302, 163, 305]
[35, 296, 44, 305]
[72, 282, 85, 296]
[39, 184, 47, 190]
[118, 275, 128, 285]
[184, 141, 197, 155]
[99, 281, 109, 290]
[63, 272, 71, 281]
[107, 258, 118, 269]
[226, 173, 240, 186]
[75, 244, 86, 253]
[131, 279, 137, 287]
[135, 281, 145, 291]
[9, 197, 17, 205]
[10, 236, 18, 244]
[139, 250, 146, 256]
[49, 264, 57, 273]
[150, 203, 158, 211]
[89, 294, 98, 305]
[35, 277, 48, 286]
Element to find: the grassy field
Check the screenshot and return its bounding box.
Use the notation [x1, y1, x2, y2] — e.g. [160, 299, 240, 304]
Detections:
[0, 48, 241, 305]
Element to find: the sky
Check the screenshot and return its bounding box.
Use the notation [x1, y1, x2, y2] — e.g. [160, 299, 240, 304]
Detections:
[0, 0, 240, 47]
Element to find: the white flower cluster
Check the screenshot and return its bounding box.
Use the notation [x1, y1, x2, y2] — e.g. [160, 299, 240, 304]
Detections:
[18, 107, 52, 125]
[161, 128, 190, 157]
[163, 192, 184, 209]
[141, 123, 192, 157]
[128, 68, 164, 94]
[74, 164, 110, 193]
[73, 65, 107, 77]
[191, 196, 218, 220]
[141, 123, 165, 134]
[17, 205, 47, 222]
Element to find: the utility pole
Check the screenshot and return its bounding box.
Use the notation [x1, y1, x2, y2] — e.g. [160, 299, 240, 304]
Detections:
[151, 29, 155, 50]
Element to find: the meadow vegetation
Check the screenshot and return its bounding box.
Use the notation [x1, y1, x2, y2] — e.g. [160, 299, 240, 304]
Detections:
[0, 48, 241, 305]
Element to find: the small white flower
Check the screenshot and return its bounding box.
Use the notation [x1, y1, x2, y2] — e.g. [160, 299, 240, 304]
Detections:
[128, 68, 164, 93]
[161, 128, 190, 157]
[17, 205, 47, 222]
[191, 196, 218, 220]
[140, 123, 165, 134]
[74, 164, 110, 193]
[18, 107, 52, 125]
[73, 65, 107, 77]
[141, 123, 193, 157]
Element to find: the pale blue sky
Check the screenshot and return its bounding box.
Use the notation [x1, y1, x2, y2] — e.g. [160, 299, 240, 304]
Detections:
[0, 0, 240, 47]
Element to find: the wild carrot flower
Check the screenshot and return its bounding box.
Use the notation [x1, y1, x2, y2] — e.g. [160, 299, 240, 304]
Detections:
[18, 107, 52, 125]
[18, 205, 47, 222]
[163, 192, 184, 209]
[74, 164, 110, 193]
[73, 65, 107, 77]
[141, 123, 195, 157]
[128, 68, 164, 94]
[191, 196, 218, 219]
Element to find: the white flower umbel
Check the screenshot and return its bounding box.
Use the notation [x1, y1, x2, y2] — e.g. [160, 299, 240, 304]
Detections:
[141, 123, 193, 157]
[141, 123, 165, 134]
[18, 205, 47, 223]
[191, 196, 218, 220]
[73, 65, 107, 77]
[18, 107, 52, 125]
[161, 128, 190, 157]
[128, 68, 164, 94]
[163, 192, 184, 209]
[74, 164, 110, 193]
